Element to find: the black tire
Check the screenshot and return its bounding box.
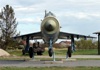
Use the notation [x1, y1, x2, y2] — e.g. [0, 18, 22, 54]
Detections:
[48, 48, 53, 57]
[29, 47, 34, 58]
[67, 47, 72, 57]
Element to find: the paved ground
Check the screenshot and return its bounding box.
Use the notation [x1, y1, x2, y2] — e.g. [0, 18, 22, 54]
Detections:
[0, 55, 100, 67]
[0, 60, 100, 67]
[36, 55, 100, 59]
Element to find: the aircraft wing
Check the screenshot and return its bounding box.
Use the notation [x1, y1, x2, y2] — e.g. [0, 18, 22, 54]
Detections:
[14, 32, 42, 40]
[59, 32, 96, 39]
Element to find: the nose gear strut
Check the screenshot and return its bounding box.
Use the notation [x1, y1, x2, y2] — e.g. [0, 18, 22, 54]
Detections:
[48, 39, 55, 61]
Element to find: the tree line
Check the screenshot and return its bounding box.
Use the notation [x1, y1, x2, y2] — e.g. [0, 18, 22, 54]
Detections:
[75, 39, 98, 49]
[42, 39, 98, 49]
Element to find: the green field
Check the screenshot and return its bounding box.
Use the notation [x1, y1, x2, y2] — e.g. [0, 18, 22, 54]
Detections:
[7, 49, 98, 56]
[73, 49, 98, 55]
[0, 67, 100, 70]
[0, 49, 97, 61]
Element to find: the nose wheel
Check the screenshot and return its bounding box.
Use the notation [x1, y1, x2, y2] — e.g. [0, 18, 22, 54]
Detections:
[48, 48, 53, 57]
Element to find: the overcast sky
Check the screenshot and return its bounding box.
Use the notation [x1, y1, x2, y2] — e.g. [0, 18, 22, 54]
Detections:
[0, 0, 100, 38]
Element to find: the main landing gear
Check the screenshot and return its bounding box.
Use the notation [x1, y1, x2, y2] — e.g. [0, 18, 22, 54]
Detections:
[67, 46, 72, 57]
[66, 36, 75, 59]
[29, 47, 34, 58]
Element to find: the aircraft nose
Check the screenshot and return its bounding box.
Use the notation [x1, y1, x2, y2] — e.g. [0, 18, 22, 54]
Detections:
[44, 20, 56, 32]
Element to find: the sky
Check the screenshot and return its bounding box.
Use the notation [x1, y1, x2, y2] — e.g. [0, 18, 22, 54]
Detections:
[0, 0, 100, 38]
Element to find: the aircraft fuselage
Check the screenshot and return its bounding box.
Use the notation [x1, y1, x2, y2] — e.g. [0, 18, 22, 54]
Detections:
[41, 15, 60, 44]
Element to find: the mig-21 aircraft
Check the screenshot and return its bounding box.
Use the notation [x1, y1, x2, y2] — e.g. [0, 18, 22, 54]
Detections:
[14, 11, 95, 61]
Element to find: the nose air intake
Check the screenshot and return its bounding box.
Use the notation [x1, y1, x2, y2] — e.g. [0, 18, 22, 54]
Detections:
[44, 20, 56, 32]
[45, 22, 54, 32]
[41, 17, 60, 34]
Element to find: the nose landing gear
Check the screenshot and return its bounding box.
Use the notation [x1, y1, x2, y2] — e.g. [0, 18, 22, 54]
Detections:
[48, 39, 55, 61]
[48, 48, 53, 57]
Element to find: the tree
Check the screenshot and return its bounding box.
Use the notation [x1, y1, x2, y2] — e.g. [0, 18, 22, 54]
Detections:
[0, 5, 18, 50]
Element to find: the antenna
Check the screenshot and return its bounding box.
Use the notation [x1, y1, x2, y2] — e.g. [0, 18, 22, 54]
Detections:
[45, 10, 47, 17]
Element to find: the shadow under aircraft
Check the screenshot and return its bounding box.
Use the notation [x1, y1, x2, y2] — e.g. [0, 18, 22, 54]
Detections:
[14, 11, 95, 61]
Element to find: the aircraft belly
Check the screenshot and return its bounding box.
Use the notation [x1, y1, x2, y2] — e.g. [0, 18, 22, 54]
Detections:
[42, 31, 59, 44]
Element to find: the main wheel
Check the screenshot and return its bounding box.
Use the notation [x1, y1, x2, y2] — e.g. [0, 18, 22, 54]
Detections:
[67, 47, 72, 57]
[29, 47, 34, 58]
[48, 48, 53, 57]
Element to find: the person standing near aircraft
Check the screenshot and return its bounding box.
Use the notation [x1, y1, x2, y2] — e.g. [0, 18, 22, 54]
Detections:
[37, 42, 42, 55]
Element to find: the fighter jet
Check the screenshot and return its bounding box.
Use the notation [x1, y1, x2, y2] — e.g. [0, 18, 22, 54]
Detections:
[14, 11, 95, 61]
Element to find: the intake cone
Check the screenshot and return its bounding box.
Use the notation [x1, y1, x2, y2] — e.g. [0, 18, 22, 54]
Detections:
[44, 20, 56, 32]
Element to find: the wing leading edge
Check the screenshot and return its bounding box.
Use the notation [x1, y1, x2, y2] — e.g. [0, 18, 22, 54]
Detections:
[14, 32, 42, 40]
[59, 32, 96, 39]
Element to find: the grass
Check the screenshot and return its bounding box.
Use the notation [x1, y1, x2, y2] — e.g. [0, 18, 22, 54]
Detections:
[0, 49, 97, 61]
[0, 67, 100, 70]
[73, 49, 98, 55]
[7, 49, 98, 56]
[43, 48, 67, 55]
[7, 49, 22, 56]
[77, 58, 100, 60]
[43, 49, 98, 55]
